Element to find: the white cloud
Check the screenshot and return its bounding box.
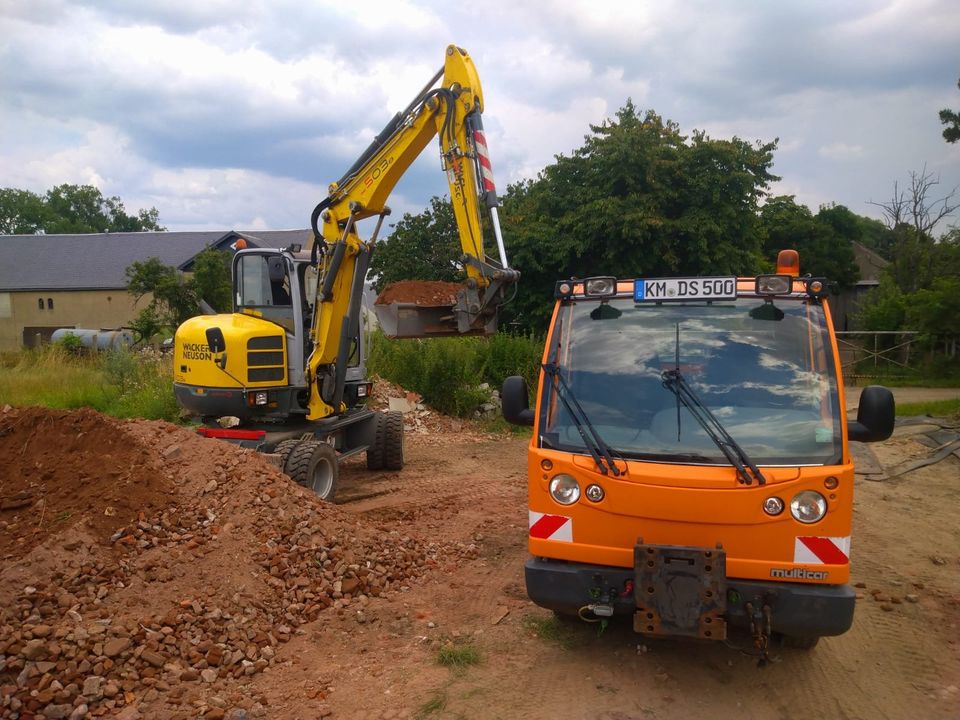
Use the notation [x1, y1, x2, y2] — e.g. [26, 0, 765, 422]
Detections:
[818, 143, 865, 160]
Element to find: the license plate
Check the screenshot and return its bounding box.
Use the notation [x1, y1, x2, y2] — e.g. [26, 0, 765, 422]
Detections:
[634, 277, 737, 302]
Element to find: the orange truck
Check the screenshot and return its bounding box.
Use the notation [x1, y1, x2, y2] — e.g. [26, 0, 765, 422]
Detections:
[502, 251, 894, 656]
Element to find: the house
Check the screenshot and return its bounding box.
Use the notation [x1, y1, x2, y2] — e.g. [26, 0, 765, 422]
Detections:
[829, 241, 890, 332]
[0, 229, 311, 351]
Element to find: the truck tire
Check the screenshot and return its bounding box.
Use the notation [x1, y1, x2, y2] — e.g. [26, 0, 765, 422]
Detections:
[285, 440, 339, 501]
[273, 438, 301, 467]
[383, 410, 404, 471]
[366, 413, 386, 470]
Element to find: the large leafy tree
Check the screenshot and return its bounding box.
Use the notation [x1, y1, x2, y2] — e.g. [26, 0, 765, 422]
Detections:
[499, 102, 778, 331]
[369, 196, 464, 292]
[0, 184, 164, 234]
[758, 198, 860, 289]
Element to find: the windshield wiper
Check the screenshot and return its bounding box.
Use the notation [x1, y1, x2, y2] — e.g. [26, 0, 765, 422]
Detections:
[542, 363, 621, 476]
[661, 368, 765, 485]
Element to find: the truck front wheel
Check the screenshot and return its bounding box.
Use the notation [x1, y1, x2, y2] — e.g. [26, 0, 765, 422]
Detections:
[285, 440, 339, 501]
[383, 411, 404, 471]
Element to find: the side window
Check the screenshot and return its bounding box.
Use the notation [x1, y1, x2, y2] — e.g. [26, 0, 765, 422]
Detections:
[47, 298, 54, 310]
[38, 298, 44, 310]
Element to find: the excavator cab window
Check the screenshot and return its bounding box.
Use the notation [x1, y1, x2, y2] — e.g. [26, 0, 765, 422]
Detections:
[235, 253, 296, 332]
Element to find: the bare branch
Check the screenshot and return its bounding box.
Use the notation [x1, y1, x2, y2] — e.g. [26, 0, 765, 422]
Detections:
[869, 165, 959, 237]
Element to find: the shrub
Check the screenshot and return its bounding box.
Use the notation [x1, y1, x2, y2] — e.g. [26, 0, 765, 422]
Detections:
[367, 331, 543, 417]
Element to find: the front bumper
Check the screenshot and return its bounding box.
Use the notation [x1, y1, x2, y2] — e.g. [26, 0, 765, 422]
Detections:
[525, 557, 855, 638]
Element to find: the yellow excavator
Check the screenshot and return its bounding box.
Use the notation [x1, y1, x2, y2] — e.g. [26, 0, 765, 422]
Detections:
[173, 45, 519, 499]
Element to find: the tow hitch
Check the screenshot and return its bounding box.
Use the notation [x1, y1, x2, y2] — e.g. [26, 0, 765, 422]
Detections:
[633, 540, 727, 640]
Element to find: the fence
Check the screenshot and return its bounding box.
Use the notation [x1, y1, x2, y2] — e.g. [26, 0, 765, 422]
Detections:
[834, 331, 920, 379]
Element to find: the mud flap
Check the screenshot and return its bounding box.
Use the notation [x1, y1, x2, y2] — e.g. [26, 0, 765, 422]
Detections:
[633, 541, 727, 640]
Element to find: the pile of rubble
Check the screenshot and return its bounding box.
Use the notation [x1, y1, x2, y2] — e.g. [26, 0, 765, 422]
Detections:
[0, 407, 476, 719]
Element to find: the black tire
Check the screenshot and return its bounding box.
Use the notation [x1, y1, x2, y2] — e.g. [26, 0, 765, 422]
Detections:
[780, 634, 820, 650]
[366, 413, 386, 470]
[383, 410, 404, 471]
[284, 440, 339, 501]
[273, 438, 301, 467]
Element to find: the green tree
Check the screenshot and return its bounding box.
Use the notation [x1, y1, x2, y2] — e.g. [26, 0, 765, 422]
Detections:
[126, 257, 197, 340]
[940, 78, 960, 144]
[369, 196, 464, 292]
[857, 274, 907, 331]
[500, 102, 778, 331]
[757, 198, 860, 289]
[0, 188, 47, 234]
[191, 248, 233, 312]
[0, 183, 164, 234]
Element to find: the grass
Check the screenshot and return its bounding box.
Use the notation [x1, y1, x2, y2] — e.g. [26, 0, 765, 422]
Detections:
[436, 642, 481, 671]
[415, 689, 448, 719]
[521, 613, 578, 649]
[895, 398, 960, 418]
[0, 346, 180, 422]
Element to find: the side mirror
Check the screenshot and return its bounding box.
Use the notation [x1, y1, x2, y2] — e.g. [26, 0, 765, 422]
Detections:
[502, 376, 534, 427]
[205, 327, 226, 354]
[848, 385, 895, 442]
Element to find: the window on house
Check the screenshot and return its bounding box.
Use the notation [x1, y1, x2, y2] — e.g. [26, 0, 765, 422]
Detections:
[47, 298, 54, 310]
[38, 298, 44, 310]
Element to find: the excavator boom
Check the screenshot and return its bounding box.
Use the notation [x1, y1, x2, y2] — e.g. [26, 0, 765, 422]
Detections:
[303, 44, 518, 419]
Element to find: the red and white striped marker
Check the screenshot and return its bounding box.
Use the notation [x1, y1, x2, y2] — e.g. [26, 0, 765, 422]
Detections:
[793, 536, 850, 565]
[529, 511, 572, 542]
[473, 130, 497, 195]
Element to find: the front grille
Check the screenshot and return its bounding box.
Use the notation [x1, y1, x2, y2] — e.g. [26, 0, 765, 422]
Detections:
[247, 336, 283, 350]
[248, 367, 285, 382]
[246, 335, 285, 383]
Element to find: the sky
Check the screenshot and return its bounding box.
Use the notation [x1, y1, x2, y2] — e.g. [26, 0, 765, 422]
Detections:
[1, 0, 959, 236]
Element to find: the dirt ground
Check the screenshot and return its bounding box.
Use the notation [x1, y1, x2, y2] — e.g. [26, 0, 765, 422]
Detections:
[2, 396, 959, 720]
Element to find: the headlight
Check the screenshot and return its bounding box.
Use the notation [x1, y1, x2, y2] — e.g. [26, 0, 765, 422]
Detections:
[585, 484, 605, 502]
[790, 490, 827, 524]
[549, 474, 580, 505]
[762, 496, 784, 516]
[254, 391, 268, 406]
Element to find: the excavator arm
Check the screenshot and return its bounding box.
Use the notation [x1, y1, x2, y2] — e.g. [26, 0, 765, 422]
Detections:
[304, 44, 519, 420]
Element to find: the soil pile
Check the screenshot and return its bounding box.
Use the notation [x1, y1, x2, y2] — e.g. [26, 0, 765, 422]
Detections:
[0, 407, 473, 719]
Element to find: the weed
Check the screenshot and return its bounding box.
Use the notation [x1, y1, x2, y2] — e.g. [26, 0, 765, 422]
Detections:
[522, 613, 577, 649]
[415, 689, 447, 719]
[55, 511, 72, 522]
[436, 642, 481, 671]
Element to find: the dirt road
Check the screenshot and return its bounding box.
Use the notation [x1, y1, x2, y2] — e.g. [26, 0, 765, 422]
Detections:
[2, 405, 958, 720]
[258, 426, 960, 720]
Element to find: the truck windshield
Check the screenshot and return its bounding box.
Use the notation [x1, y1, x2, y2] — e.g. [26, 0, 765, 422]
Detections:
[540, 297, 842, 466]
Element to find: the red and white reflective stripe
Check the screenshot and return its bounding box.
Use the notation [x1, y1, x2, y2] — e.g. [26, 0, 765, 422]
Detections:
[473, 130, 497, 193]
[528, 511, 572, 542]
[793, 536, 850, 565]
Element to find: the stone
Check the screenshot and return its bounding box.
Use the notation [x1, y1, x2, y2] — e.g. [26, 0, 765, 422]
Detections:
[180, 669, 200, 681]
[31, 624, 53, 638]
[23, 638, 48, 660]
[905, 594, 920, 603]
[115, 707, 142, 720]
[42, 703, 74, 719]
[82, 676, 103, 698]
[201, 668, 218, 683]
[103, 638, 131, 657]
[70, 704, 89, 720]
[140, 649, 166, 667]
[205, 709, 226, 720]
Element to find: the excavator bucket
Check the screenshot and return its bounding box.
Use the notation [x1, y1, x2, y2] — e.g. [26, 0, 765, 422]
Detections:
[373, 280, 498, 338]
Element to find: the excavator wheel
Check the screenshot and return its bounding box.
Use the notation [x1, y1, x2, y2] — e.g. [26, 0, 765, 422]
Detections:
[383, 411, 404, 471]
[366, 412, 386, 470]
[273, 438, 302, 468]
[285, 439, 339, 501]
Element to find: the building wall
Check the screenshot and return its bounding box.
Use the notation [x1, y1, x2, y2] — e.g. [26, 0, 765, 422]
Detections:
[0, 289, 149, 351]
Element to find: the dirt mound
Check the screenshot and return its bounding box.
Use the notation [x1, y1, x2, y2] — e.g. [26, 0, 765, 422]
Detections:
[0, 407, 172, 558]
[0, 407, 472, 719]
[374, 280, 462, 306]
